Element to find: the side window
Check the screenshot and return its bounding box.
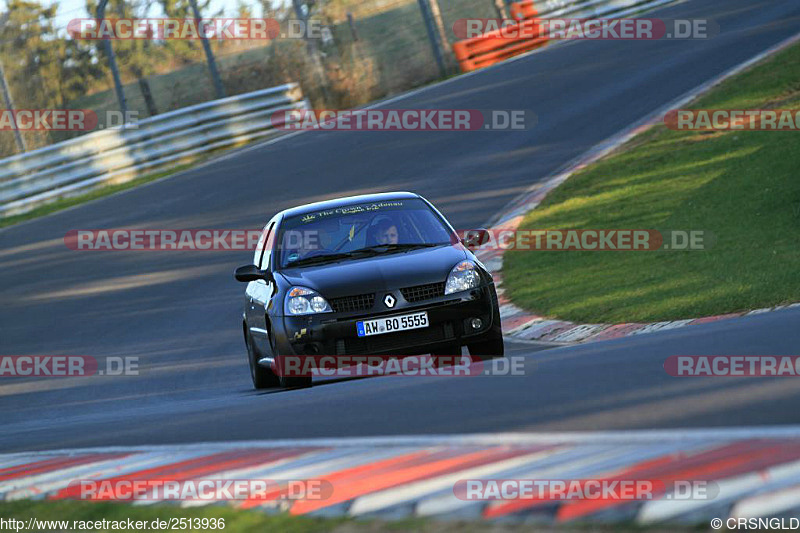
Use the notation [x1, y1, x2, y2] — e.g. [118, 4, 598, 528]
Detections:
[254, 221, 275, 271]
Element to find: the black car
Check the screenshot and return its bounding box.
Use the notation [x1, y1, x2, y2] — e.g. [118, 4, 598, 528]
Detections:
[234, 192, 503, 389]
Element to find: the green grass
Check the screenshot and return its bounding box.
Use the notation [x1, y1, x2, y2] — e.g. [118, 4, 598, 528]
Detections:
[502, 42, 800, 324]
[0, 500, 705, 532]
[0, 500, 363, 533]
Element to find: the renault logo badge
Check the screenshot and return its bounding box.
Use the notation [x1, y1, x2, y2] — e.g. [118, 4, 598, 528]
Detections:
[384, 294, 396, 308]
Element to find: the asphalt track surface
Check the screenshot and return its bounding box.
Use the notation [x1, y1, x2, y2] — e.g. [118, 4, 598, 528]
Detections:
[1, 0, 799, 453]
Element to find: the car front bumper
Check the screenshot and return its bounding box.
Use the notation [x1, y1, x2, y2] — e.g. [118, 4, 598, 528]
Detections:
[271, 284, 499, 358]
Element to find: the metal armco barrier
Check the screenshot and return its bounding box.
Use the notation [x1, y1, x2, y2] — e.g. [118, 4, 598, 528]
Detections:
[0, 83, 308, 218]
[454, 3, 547, 73]
[453, 0, 678, 72]
[511, 0, 539, 21]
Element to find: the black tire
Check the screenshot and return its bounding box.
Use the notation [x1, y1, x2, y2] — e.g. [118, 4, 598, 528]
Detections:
[468, 335, 504, 358]
[271, 348, 312, 389]
[278, 375, 313, 388]
[245, 328, 280, 389]
[469, 285, 505, 359]
[431, 344, 462, 356]
[431, 344, 462, 368]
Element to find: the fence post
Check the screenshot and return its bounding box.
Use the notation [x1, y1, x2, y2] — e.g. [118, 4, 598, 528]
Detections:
[96, 0, 128, 122]
[138, 78, 158, 117]
[0, 63, 25, 154]
[0, 13, 24, 153]
[189, 0, 226, 99]
[346, 12, 359, 41]
[494, 0, 510, 18]
[427, 0, 450, 54]
[291, 0, 330, 103]
[417, 0, 447, 78]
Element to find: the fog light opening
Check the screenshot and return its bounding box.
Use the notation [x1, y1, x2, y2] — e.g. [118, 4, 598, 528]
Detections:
[470, 318, 483, 330]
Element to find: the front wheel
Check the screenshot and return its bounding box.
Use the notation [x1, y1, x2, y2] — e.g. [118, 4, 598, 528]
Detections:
[278, 375, 313, 388]
[431, 344, 462, 368]
[272, 351, 312, 389]
[246, 328, 279, 389]
[468, 335, 504, 358]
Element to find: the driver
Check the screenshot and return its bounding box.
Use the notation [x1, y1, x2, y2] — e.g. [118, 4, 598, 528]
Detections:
[305, 219, 338, 255]
[373, 218, 399, 245]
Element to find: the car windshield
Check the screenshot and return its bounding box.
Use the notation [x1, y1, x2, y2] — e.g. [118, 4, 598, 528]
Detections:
[276, 198, 454, 268]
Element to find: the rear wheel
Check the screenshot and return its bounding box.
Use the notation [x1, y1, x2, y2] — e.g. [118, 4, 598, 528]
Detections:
[245, 327, 279, 389]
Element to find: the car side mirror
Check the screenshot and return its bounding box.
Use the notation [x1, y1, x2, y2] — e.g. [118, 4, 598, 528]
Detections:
[234, 264, 271, 282]
[461, 228, 491, 248]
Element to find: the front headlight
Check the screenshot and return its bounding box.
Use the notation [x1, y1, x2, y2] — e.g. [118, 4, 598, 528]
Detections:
[285, 286, 332, 315]
[444, 261, 481, 295]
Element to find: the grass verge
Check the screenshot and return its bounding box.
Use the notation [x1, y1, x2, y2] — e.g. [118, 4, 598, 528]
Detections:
[0, 500, 347, 533]
[502, 41, 800, 324]
[0, 499, 702, 532]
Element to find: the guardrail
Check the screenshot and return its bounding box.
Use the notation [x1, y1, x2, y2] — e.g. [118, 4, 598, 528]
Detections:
[454, 4, 548, 73]
[0, 83, 308, 218]
[453, 0, 678, 72]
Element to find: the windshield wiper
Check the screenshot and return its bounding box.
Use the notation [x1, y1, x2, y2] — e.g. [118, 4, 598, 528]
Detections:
[285, 243, 444, 268]
[285, 252, 357, 268]
[349, 243, 442, 254]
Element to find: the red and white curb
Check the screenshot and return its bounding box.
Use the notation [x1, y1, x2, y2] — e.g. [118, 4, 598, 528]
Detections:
[5, 428, 800, 524]
[477, 31, 800, 345]
[477, 234, 800, 343]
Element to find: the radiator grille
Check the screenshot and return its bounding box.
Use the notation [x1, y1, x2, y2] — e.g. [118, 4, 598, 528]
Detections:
[329, 293, 375, 313]
[400, 282, 445, 303]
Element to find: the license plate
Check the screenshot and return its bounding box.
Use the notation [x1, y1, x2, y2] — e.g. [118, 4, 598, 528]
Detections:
[357, 311, 429, 337]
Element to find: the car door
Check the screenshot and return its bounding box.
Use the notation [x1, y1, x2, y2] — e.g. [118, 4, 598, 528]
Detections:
[246, 219, 277, 349]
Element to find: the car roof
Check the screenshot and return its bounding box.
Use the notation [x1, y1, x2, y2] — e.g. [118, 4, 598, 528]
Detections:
[277, 192, 422, 219]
